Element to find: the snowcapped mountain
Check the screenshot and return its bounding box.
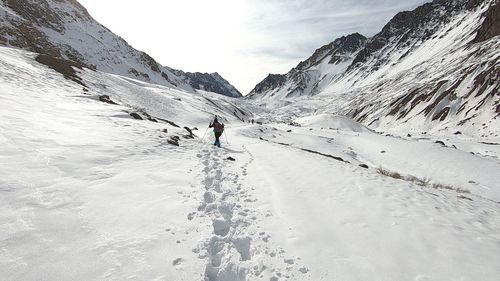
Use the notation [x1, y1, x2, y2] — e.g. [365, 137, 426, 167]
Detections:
[2, 1, 500, 280]
[248, 0, 499, 138]
[182, 72, 242, 98]
[0, 0, 242, 97]
[247, 33, 367, 99]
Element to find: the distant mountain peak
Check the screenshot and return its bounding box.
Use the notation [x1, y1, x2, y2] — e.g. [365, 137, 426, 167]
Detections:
[248, 32, 367, 98]
[183, 71, 242, 98]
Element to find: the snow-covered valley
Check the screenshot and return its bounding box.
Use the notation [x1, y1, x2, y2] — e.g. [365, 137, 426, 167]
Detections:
[1, 45, 500, 281]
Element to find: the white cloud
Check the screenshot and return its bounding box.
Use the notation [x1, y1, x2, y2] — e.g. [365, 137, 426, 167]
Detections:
[78, 0, 429, 94]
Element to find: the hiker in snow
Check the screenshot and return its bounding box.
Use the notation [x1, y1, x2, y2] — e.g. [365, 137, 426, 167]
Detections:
[209, 117, 224, 148]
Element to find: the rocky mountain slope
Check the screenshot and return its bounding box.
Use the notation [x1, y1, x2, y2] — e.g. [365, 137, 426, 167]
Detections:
[248, 0, 499, 138]
[247, 33, 367, 99]
[181, 72, 242, 98]
[0, 0, 242, 97]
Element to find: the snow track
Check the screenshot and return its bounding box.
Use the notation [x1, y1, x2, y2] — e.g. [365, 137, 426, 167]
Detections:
[193, 143, 311, 281]
[195, 146, 253, 281]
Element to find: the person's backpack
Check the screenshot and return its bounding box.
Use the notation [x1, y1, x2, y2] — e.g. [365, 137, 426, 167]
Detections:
[213, 122, 224, 133]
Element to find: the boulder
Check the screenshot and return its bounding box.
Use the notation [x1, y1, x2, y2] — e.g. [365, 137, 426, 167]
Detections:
[99, 95, 118, 105]
[167, 136, 180, 146]
[435, 140, 446, 146]
[129, 112, 143, 120]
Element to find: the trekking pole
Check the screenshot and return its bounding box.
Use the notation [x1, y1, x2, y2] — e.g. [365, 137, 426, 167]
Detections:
[224, 130, 230, 145]
[200, 127, 209, 143]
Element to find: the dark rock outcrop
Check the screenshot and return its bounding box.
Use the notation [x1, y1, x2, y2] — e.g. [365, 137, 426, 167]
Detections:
[473, 1, 500, 43]
[167, 136, 180, 146]
[129, 112, 143, 120]
[99, 95, 118, 105]
[35, 54, 85, 86]
[248, 74, 287, 96]
[184, 72, 242, 98]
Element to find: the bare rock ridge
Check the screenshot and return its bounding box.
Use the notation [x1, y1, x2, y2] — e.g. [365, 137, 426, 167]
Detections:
[298, 32, 367, 69]
[248, 74, 287, 97]
[183, 72, 242, 98]
[473, 0, 500, 43]
[0, 0, 242, 97]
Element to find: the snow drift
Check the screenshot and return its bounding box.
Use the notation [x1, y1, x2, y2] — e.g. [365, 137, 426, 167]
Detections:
[295, 114, 371, 132]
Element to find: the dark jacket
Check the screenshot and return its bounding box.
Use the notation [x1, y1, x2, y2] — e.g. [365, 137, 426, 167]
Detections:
[209, 119, 224, 133]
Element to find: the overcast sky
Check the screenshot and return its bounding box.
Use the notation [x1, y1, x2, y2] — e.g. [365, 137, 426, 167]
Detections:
[78, 0, 429, 94]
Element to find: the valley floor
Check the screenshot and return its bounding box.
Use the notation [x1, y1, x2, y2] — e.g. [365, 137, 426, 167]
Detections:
[1, 47, 500, 281]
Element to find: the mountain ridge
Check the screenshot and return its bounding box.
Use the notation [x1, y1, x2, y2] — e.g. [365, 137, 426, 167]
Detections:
[0, 0, 242, 97]
[247, 0, 499, 137]
[247, 32, 367, 99]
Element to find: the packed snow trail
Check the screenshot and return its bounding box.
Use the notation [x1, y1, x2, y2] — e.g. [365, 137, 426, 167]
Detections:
[196, 146, 249, 280]
[191, 137, 310, 281]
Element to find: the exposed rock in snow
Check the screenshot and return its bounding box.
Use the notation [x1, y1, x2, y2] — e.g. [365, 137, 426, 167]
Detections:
[183, 72, 242, 98]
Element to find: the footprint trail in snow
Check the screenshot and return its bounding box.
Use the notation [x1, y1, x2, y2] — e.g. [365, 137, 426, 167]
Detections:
[193, 145, 309, 281]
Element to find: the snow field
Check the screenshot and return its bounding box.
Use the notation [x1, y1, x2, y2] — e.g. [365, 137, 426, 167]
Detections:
[240, 137, 500, 280]
[0, 47, 207, 280]
[1, 46, 500, 281]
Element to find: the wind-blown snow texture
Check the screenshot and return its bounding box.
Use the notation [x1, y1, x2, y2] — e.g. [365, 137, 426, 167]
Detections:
[1, 0, 500, 280]
[0, 0, 242, 97]
[1, 45, 500, 281]
[249, 0, 499, 139]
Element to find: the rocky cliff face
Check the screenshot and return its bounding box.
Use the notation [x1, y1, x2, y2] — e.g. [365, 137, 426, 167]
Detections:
[183, 72, 242, 98]
[0, 0, 241, 97]
[249, 0, 499, 137]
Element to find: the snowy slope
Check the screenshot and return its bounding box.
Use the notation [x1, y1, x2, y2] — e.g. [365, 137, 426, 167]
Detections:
[0, 47, 206, 280]
[2, 45, 500, 281]
[247, 33, 367, 102]
[0, 45, 250, 281]
[248, 0, 499, 137]
[295, 114, 372, 132]
[0, 0, 242, 97]
[235, 126, 500, 280]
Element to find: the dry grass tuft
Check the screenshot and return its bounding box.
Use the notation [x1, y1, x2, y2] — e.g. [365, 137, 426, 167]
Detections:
[377, 168, 402, 179]
[377, 167, 470, 195]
